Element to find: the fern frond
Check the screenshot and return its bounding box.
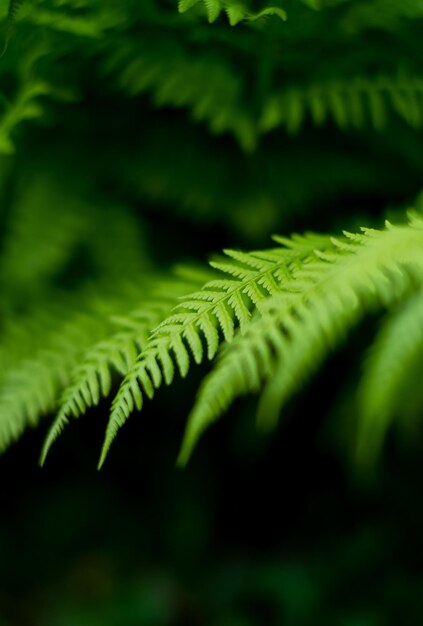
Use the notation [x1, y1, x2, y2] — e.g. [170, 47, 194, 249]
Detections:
[178, 0, 286, 25]
[0, 74, 52, 153]
[40, 310, 159, 464]
[357, 286, 423, 467]
[99, 235, 331, 467]
[0, 279, 165, 454]
[106, 36, 256, 150]
[25, 0, 125, 38]
[178, 217, 423, 464]
[0, 47, 71, 154]
[260, 76, 423, 135]
[40, 271, 208, 464]
[0, 305, 107, 452]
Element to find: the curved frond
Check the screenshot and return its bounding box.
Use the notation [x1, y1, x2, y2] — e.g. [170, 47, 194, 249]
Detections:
[0, 279, 162, 455]
[0, 305, 107, 453]
[0, 49, 53, 153]
[357, 286, 423, 467]
[106, 35, 256, 150]
[99, 234, 331, 467]
[40, 271, 208, 464]
[178, 217, 423, 464]
[40, 310, 157, 465]
[22, 0, 125, 38]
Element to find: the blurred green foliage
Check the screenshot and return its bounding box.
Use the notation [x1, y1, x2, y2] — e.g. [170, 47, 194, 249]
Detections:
[1, 0, 423, 624]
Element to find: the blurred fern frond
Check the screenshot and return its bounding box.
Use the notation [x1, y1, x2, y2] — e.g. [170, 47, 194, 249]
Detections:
[0, 48, 57, 153]
[357, 286, 423, 467]
[105, 35, 257, 150]
[261, 76, 423, 135]
[177, 0, 286, 25]
[0, 294, 123, 453]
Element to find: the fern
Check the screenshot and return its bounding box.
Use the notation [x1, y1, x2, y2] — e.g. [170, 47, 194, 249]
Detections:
[1, 0, 423, 472]
[40, 269, 211, 464]
[25, 0, 126, 37]
[0, 59, 53, 153]
[97, 4, 423, 148]
[357, 286, 423, 467]
[178, 215, 423, 464]
[0, 45, 75, 154]
[0, 281, 164, 453]
[260, 76, 423, 135]
[177, 0, 286, 25]
[109, 46, 423, 148]
[99, 233, 334, 467]
[106, 35, 257, 150]
[0, 300, 108, 452]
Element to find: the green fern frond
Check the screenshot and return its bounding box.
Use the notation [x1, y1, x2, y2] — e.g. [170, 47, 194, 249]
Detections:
[40, 310, 159, 465]
[260, 76, 423, 135]
[40, 271, 209, 465]
[357, 286, 423, 467]
[0, 76, 52, 154]
[0, 47, 72, 154]
[25, 0, 125, 38]
[99, 234, 333, 467]
[225, 6, 287, 26]
[178, 0, 286, 25]
[178, 217, 423, 465]
[0, 280, 161, 454]
[0, 305, 106, 452]
[106, 36, 256, 150]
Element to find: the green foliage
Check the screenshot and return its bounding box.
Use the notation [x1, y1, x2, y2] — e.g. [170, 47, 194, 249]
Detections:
[1, 0, 423, 471]
[357, 286, 423, 466]
[1, 0, 23, 56]
[260, 76, 423, 135]
[178, 0, 287, 25]
[179, 217, 423, 463]
[100, 233, 328, 466]
[40, 268, 211, 464]
[0, 48, 55, 153]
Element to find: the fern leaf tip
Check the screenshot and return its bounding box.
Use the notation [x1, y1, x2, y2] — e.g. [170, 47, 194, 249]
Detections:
[98, 423, 118, 469]
[176, 445, 191, 467]
[97, 448, 108, 470]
